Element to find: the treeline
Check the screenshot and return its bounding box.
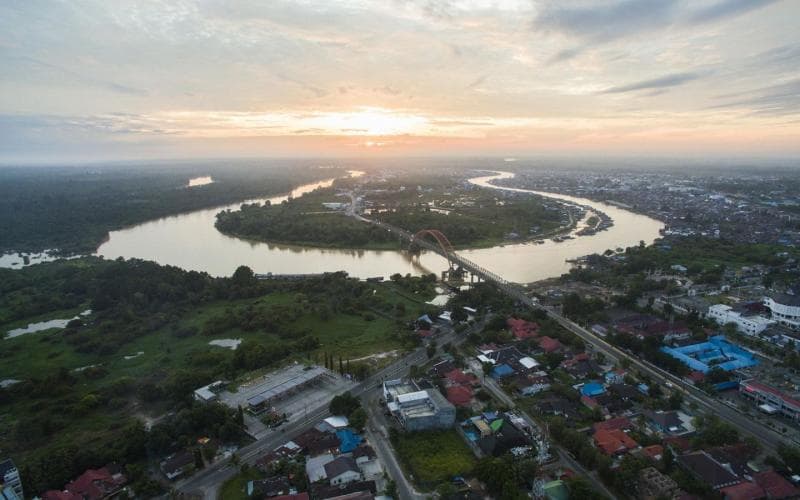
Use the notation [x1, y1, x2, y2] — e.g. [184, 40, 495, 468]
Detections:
[216, 206, 400, 248]
[0, 161, 340, 254]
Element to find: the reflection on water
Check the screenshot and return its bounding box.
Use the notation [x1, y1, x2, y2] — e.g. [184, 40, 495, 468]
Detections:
[90, 169, 661, 283]
[187, 176, 214, 187]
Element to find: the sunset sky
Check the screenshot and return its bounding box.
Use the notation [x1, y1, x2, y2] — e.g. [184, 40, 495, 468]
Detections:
[1, 0, 798, 162]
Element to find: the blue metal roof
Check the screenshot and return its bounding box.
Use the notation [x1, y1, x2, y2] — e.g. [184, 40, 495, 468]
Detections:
[580, 382, 605, 397]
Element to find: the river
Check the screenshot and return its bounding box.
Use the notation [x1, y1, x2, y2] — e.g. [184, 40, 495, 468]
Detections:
[94, 170, 663, 283]
[36, 170, 663, 283]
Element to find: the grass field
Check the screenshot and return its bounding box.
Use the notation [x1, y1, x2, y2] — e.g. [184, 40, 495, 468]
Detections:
[219, 469, 264, 500]
[392, 430, 476, 488]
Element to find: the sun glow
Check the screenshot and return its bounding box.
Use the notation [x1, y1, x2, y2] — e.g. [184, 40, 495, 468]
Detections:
[309, 108, 429, 136]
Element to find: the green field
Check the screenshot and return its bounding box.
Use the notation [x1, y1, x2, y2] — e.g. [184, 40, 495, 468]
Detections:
[219, 469, 264, 500]
[0, 258, 440, 490]
[392, 430, 476, 488]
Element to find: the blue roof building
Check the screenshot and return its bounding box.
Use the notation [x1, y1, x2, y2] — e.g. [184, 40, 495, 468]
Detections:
[491, 364, 514, 379]
[660, 335, 758, 374]
[336, 429, 363, 454]
[581, 382, 606, 397]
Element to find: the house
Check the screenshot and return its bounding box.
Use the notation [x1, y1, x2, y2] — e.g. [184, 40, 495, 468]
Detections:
[311, 480, 377, 500]
[640, 445, 664, 462]
[44, 465, 127, 500]
[491, 364, 515, 379]
[604, 369, 626, 385]
[306, 453, 335, 483]
[719, 481, 766, 500]
[643, 410, 695, 436]
[477, 418, 532, 457]
[324, 456, 363, 486]
[580, 382, 605, 398]
[336, 429, 363, 454]
[446, 385, 474, 407]
[444, 369, 477, 386]
[677, 451, 741, 490]
[295, 428, 341, 456]
[538, 336, 562, 353]
[161, 450, 195, 480]
[351, 445, 376, 466]
[319, 416, 349, 433]
[247, 476, 292, 498]
[593, 428, 639, 456]
[593, 416, 633, 433]
[752, 470, 800, 499]
[507, 318, 539, 340]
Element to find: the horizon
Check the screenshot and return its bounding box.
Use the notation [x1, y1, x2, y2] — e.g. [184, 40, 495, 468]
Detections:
[2, 0, 799, 163]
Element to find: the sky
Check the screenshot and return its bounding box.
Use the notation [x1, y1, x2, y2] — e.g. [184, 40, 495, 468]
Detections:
[1, 0, 799, 163]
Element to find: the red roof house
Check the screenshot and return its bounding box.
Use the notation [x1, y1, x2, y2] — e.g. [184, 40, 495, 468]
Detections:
[538, 336, 562, 353]
[444, 369, 477, 386]
[507, 318, 539, 340]
[641, 445, 665, 461]
[446, 385, 474, 407]
[719, 481, 766, 500]
[753, 470, 800, 499]
[594, 429, 639, 456]
[43, 467, 126, 500]
[593, 416, 634, 433]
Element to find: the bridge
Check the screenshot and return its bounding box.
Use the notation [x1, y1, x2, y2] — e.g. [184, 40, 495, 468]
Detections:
[354, 213, 530, 301]
[353, 211, 794, 455]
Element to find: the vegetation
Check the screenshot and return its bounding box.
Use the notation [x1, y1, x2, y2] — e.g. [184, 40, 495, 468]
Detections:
[0, 162, 340, 255]
[0, 257, 437, 494]
[215, 181, 566, 250]
[391, 430, 476, 488]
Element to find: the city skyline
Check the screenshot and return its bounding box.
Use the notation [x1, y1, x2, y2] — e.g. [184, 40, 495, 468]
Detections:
[1, 0, 799, 162]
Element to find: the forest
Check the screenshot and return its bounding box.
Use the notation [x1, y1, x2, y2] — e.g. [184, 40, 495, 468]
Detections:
[0, 257, 437, 494]
[215, 182, 566, 250]
[0, 160, 342, 255]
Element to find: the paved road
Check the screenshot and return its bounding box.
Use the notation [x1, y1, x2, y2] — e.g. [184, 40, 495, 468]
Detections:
[470, 361, 619, 500]
[176, 321, 471, 497]
[539, 304, 791, 455]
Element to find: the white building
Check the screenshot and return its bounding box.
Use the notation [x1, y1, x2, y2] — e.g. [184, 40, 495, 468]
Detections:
[0, 459, 23, 499]
[324, 456, 363, 486]
[707, 304, 774, 336]
[382, 380, 455, 431]
[764, 293, 800, 330]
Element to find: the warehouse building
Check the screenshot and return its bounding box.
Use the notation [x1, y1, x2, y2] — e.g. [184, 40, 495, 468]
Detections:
[382, 379, 455, 431]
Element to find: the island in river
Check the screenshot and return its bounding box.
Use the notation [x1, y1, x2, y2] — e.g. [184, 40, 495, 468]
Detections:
[214, 175, 579, 250]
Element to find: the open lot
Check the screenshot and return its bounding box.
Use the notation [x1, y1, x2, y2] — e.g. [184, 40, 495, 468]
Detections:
[392, 429, 476, 489]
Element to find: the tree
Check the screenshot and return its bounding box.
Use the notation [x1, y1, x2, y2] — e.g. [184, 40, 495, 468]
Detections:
[231, 265, 255, 285]
[236, 405, 244, 426]
[436, 482, 458, 499]
[330, 392, 360, 417]
[349, 407, 367, 431]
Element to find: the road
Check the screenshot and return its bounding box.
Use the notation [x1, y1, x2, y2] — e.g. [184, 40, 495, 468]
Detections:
[539, 303, 790, 455]
[469, 361, 619, 500]
[176, 319, 474, 498]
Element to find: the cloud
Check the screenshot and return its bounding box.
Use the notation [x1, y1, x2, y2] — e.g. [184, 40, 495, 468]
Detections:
[466, 74, 488, 89]
[9, 56, 147, 96]
[712, 78, 800, 116]
[600, 71, 704, 94]
[687, 0, 780, 25]
[534, 0, 679, 43]
[536, 0, 782, 62]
